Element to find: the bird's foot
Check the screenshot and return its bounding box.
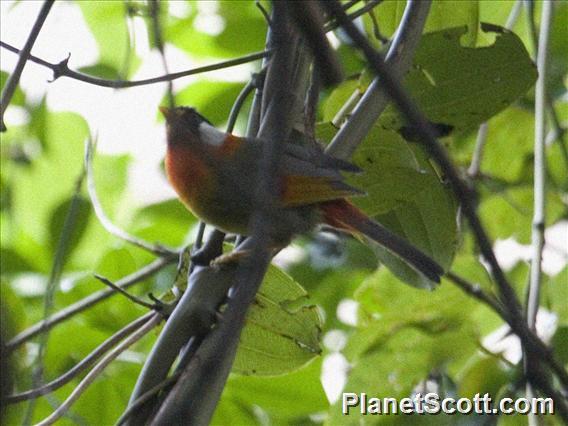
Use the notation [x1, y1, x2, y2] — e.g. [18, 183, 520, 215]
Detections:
[210, 249, 251, 267]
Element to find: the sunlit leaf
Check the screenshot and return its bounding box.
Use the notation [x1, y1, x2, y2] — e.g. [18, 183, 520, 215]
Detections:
[478, 186, 565, 244]
[317, 125, 457, 288]
[165, 1, 266, 59]
[131, 198, 196, 247]
[225, 358, 327, 418]
[234, 265, 322, 376]
[78, 1, 140, 77]
[457, 355, 513, 399]
[0, 70, 25, 106]
[174, 80, 246, 126]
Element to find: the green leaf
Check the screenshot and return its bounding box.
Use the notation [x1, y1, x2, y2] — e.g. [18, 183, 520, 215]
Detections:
[474, 107, 534, 183]
[0, 248, 34, 274]
[551, 326, 568, 365]
[457, 355, 512, 399]
[322, 79, 360, 122]
[234, 265, 322, 376]
[380, 24, 537, 132]
[174, 81, 246, 126]
[317, 124, 430, 215]
[547, 132, 568, 192]
[349, 267, 477, 361]
[77, 63, 122, 80]
[545, 267, 568, 324]
[365, 0, 479, 47]
[478, 186, 565, 244]
[9, 112, 88, 247]
[0, 70, 25, 106]
[329, 328, 471, 425]
[165, 1, 266, 59]
[214, 2, 267, 56]
[48, 195, 92, 257]
[317, 125, 458, 288]
[424, 1, 479, 47]
[131, 199, 196, 247]
[224, 358, 327, 420]
[78, 1, 140, 77]
[361, 146, 458, 288]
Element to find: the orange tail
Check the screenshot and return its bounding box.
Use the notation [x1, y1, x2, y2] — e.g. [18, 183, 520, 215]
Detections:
[319, 200, 444, 282]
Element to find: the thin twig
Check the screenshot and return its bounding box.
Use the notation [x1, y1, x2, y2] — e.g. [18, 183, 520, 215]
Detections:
[289, 1, 343, 87]
[468, 122, 488, 179]
[0, 41, 268, 89]
[526, 1, 553, 417]
[85, 137, 175, 257]
[94, 274, 155, 310]
[116, 371, 181, 426]
[6, 256, 174, 352]
[527, 0, 552, 333]
[5, 313, 153, 403]
[149, 0, 174, 108]
[0, 0, 54, 131]
[446, 271, 507, 319]
[226, 78, 257, 133]
[34, 313, 162, 426]
[523, 0, 568, 170]
[505, 0, 523, 30]
[324, 0, 383, 32]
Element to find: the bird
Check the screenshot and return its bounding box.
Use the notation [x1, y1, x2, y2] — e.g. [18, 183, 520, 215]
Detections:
[160, 106, 444, 282]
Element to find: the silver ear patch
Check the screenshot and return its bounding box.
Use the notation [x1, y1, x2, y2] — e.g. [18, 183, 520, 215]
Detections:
[199, 122, 226, 147]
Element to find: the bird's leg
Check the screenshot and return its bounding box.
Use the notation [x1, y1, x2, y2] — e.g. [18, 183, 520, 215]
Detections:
[210, 240, 284, 268]
[210, 249, 252, 267]
[191, 229, 226, 265]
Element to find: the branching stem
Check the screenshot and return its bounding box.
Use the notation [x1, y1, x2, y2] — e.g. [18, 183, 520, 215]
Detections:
[0, 41, 268, 89]
[0, 0, 54, 131]
[6, 256, 175, 351]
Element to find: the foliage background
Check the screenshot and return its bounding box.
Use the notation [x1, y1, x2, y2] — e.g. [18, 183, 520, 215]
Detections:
[0, 1, 566, 425]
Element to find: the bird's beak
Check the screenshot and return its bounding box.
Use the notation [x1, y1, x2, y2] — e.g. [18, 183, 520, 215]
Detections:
[159, 106, 172, 121]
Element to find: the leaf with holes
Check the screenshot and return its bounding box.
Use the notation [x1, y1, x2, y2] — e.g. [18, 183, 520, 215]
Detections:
[379, 24, 537, 132]
[234, 265, 322, 376]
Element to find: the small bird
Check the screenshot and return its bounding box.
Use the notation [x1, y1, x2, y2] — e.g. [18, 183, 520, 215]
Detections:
[160, 106, 444, 282]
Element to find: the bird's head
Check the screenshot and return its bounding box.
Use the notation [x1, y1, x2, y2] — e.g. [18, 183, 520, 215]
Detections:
[160, 106, 225, 149]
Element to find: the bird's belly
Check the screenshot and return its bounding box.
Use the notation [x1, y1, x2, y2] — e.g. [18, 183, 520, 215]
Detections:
[188, 193, 252, 235]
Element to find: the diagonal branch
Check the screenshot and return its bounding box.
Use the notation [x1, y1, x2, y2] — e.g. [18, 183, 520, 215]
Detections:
[0, 0, 54, 132]
[6, 256, 175, 352]
[34, 313, 162, 426]
[325, 0, 431, 160]
[5, 312, 154, 403]
[149, 5, 299, 425]
[323, 0, 568, 408]
[85, 137, 176, 257]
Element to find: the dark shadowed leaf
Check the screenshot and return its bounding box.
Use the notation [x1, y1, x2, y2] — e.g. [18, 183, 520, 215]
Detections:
[380, 24, 537, 132]
[48, 195, 92, 257]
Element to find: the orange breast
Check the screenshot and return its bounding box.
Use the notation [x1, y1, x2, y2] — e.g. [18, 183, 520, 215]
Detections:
[165, 144, 212, 210]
